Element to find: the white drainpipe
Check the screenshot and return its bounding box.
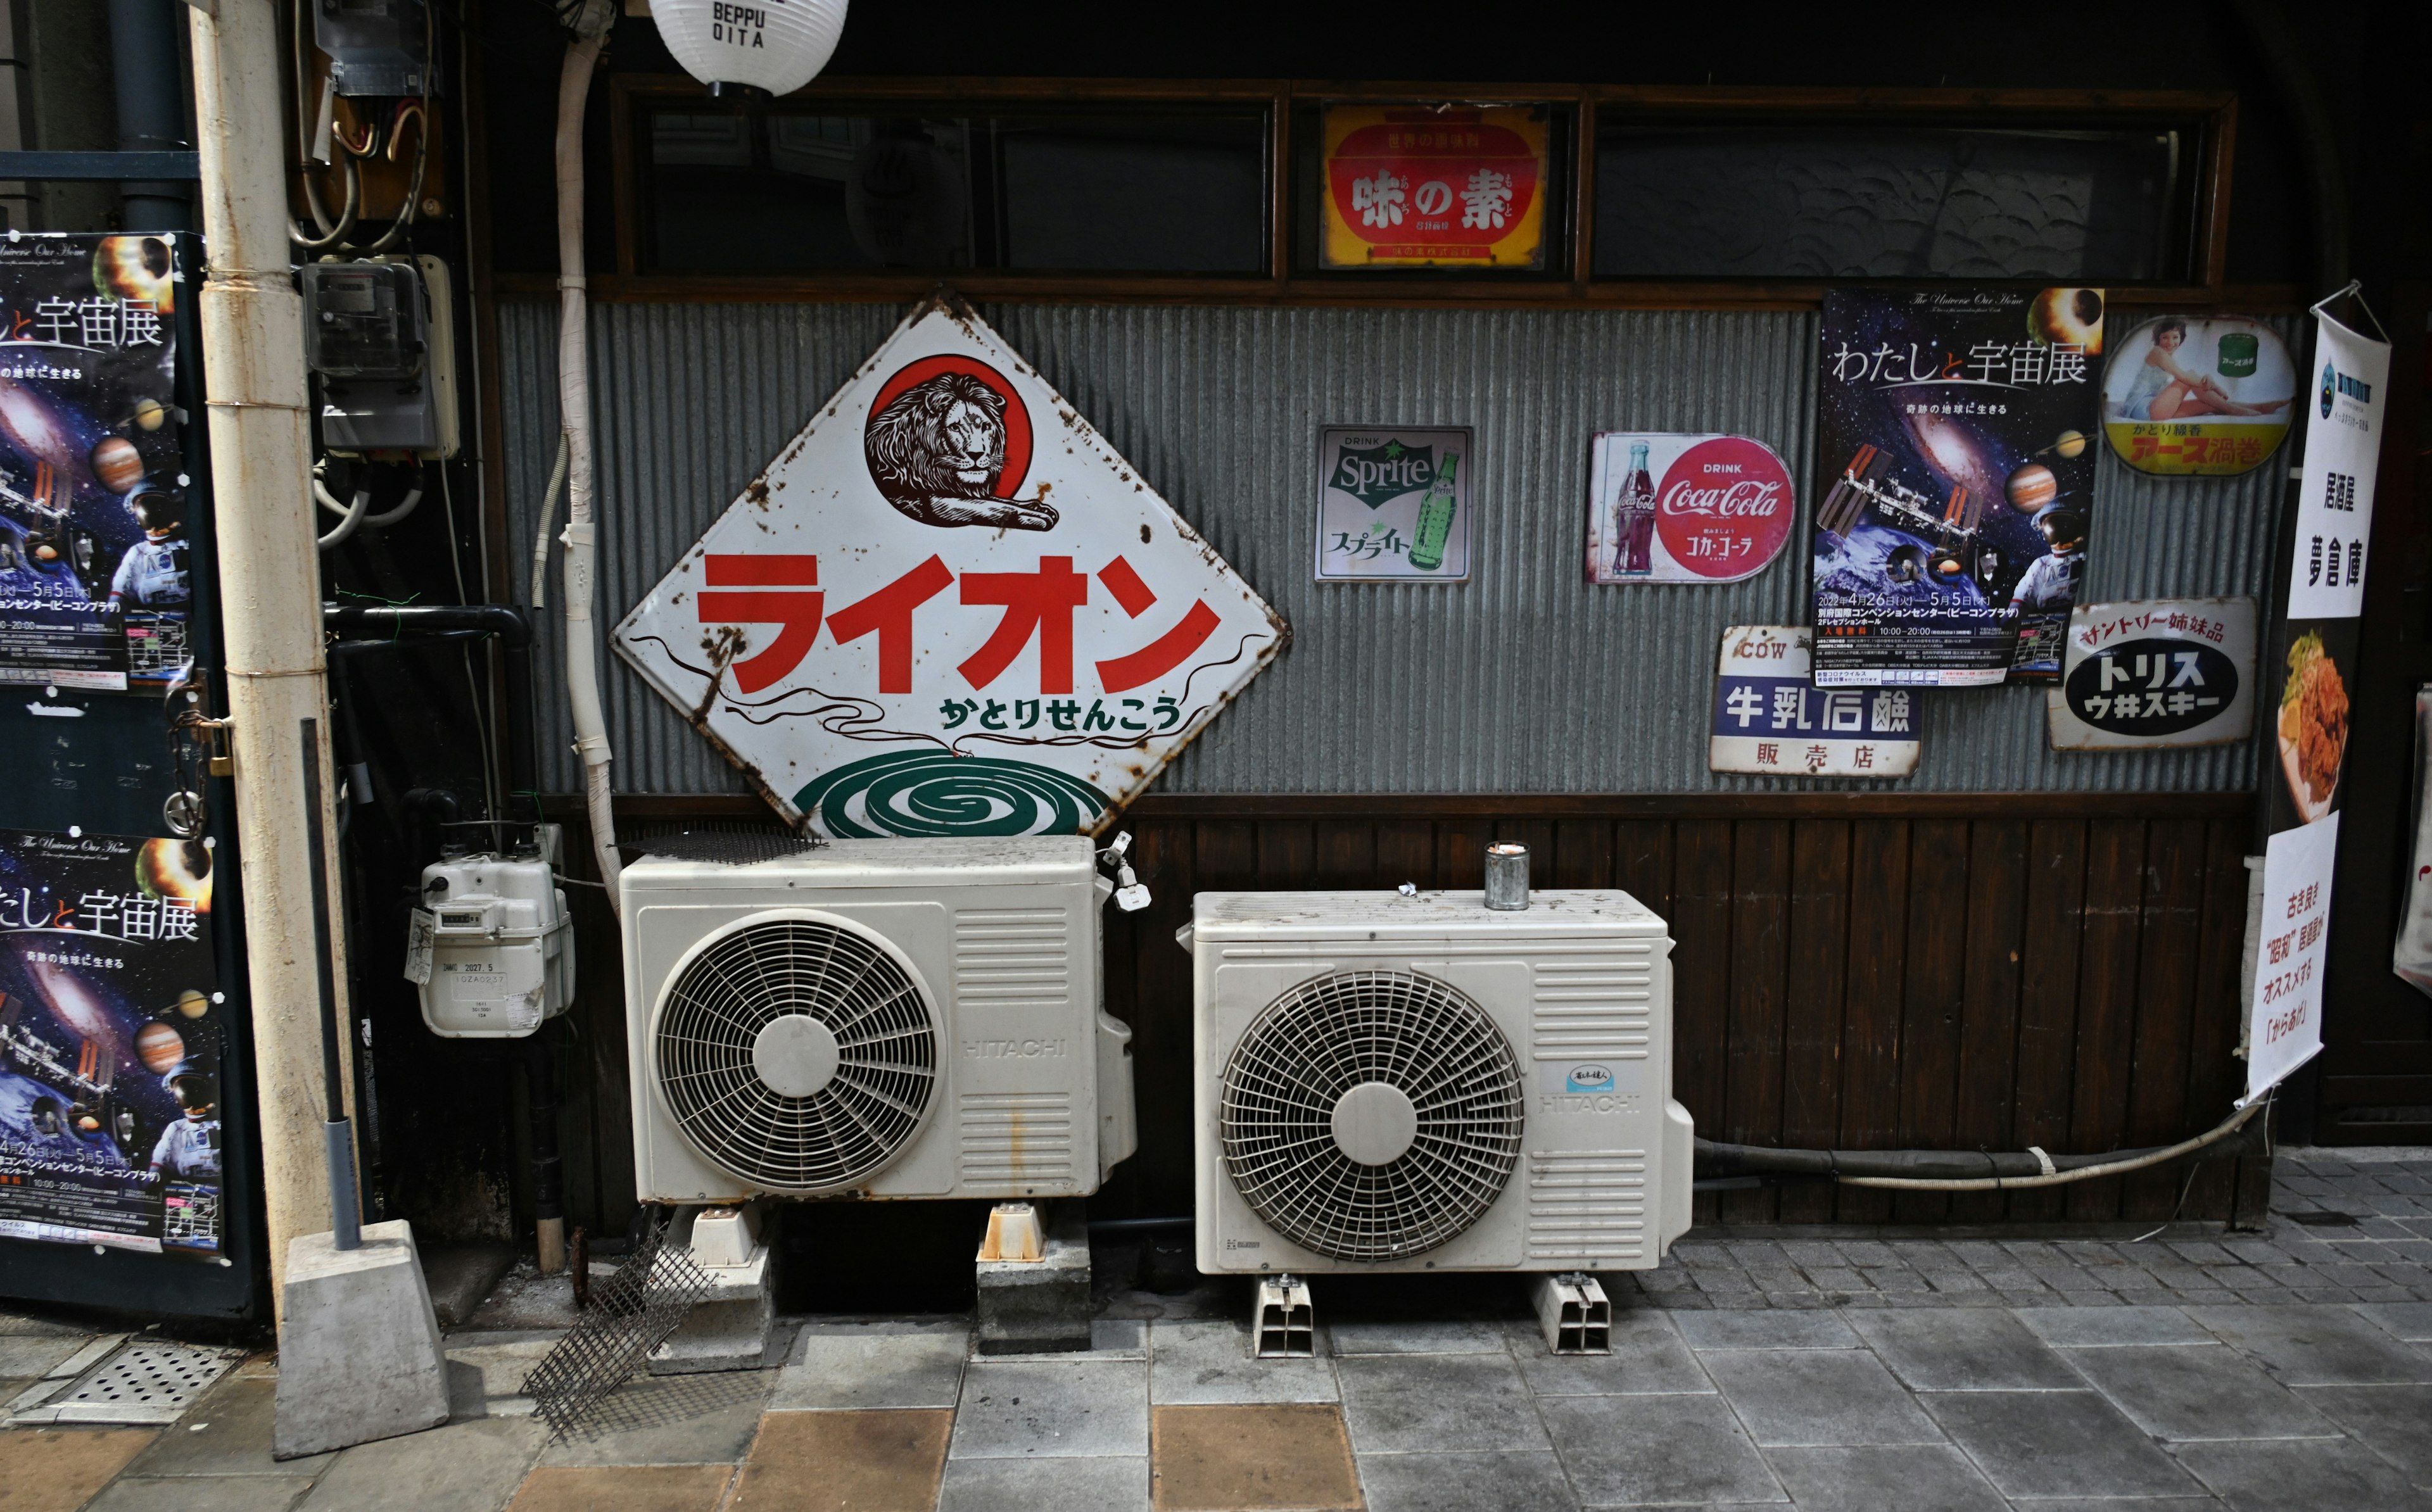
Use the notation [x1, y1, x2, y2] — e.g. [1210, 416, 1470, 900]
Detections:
[556, 10, 621, 910]
[187, 0, 354, 1312]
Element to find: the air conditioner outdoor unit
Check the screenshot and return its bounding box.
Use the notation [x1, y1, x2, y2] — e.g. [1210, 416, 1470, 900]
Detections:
[1187, 888, 1692, 1278]
[623, 834, 1136, 1204]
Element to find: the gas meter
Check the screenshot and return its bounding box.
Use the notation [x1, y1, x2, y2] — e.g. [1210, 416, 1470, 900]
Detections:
[407, 848, 574, 1038]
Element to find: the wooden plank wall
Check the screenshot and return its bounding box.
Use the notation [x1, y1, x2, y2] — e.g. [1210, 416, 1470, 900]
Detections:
[520, 793, 2264, 1242]
[1096, 796, 2262, 1229]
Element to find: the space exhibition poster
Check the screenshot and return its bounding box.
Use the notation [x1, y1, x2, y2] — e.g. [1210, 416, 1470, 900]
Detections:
[0, 829, 223, 1259]
[0, 234, 192, 692]
[1811, 287, 2106, 686]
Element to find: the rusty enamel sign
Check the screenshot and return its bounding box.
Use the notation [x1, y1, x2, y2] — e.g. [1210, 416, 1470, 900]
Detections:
[615, 296, 1285, 838]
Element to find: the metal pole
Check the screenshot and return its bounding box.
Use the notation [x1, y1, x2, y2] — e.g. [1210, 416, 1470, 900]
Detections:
[187, 0, 352, 1311]
[108, 0, 193, 231]
[301, 717, 360, 1252]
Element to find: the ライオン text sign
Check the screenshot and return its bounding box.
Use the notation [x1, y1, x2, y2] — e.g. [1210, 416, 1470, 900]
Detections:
[615, 296, 1284, 839]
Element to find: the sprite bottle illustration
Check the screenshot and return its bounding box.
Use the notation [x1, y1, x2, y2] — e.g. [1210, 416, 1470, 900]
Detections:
[1408, 452, 1460, 572]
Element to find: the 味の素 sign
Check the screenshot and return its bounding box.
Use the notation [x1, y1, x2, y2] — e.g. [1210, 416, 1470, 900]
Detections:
[616, 294, 1285, 839]
[1320, 105, 1548, 270]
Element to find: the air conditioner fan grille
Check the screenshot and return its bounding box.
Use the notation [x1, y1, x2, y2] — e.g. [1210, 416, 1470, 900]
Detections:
[656, 917, 935, 1191]
[1220, 969, 1523, 1262]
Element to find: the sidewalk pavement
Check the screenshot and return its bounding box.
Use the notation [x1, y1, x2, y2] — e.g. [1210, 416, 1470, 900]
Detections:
[0, 1146, 2425, 1512]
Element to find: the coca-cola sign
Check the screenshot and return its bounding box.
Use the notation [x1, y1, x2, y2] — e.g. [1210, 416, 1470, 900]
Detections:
[1588, 433, 1797, 584]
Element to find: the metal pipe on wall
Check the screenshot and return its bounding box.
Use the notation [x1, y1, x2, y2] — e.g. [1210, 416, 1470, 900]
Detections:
[186, 0, 353, 1314]
[109, 0, 191, 232]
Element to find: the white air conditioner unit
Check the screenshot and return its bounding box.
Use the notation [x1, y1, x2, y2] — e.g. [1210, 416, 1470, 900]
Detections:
[623, 834, 1136, 1204]
[1188, 888, 1692, 1275]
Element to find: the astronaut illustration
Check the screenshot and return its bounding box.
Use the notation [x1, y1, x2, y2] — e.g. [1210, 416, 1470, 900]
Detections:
[107, 484, 191, 614]
[2009, 508, 2087, 614]
[149, 1061, 221, 1184]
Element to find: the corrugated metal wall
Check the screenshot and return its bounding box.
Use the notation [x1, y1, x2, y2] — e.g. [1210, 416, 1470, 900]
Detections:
[497, 301, 2288, 796]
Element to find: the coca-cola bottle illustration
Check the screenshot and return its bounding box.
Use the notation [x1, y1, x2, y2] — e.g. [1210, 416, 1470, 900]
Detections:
[1614, 441, 1657, 576]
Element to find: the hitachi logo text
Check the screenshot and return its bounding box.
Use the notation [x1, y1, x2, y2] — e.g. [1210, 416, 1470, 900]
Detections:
[963, 1038, 1069, 1059]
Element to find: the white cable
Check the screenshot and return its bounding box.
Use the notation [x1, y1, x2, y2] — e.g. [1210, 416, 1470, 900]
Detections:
[315, 468, 424, 527]
[557, 23, 621, 913]
[529, 431, 568, 611]
[316, 486, 369, 550]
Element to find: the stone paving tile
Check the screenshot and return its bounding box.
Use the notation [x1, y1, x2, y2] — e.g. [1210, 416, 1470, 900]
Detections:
[2060, 1344, 2341, 1442]
[1512, 1311, 1711, 1396]
[1335, 1354, 1546, 1456]
[2359, 1301, 2432, 1340]
[2018, 1305, 2210, 1347]
[297, 1417, 545, 1512]
[1697, 1350, 1944, 1447]
[1327, 1319, 1507, 1355]
[1537, 1393, 1785, 1506]
[1672, 1309, 1857, 1350]
[504, 1464, 735, 1512]
[949, 1358, 1149, 1459]
[770, 1322, 968, 1411]
[1353, 1449, 1578, 1512]
[87, 1475, 315, 1512]
[937, 1455, 1152, 1512]
[1918, 1389, 2201, 1499]
[2291, 1383, 2432, 1485]
[2185, 1304, 2432, 1385]
[731, 1409, 949, 1512]
[0, 1335, 89, 1379]
[1761, 1444, 2005, 1512]
[1844, 1307, 2084, 1390]
[1151, 1404, 1359, 1511]
[120, 1377, 331, 1477]
[443, 1335, 555, 1421]
[1149, 1319, 1338, 1406]
[2170, 1435, 2432, 1511]
[0, 1427, 156, 1512]
[537, 1370, 773, 1467]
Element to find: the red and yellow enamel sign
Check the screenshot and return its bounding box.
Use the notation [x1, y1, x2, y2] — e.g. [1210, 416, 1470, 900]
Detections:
[1320, 106, 1549, 270]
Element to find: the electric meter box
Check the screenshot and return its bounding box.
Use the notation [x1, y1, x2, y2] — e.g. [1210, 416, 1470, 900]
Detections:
[408, 852, 574, 1038]
[301, 255, 460, 459]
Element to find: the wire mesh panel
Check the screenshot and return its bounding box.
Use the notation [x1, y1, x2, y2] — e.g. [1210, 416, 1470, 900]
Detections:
[1220, 970, 1524, 1261]
[656, 917, 937, 1190]
[523, 1217, 711, 1439]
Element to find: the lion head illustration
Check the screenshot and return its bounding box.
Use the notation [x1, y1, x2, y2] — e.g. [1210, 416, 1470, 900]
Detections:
[862, 372, 1055, 531]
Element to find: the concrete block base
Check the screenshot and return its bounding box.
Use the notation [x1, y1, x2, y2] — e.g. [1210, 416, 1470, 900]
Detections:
[647, 1244, 775, 1375]
[975, 1202, 1092, 1356]
[273, 1219, 450, 1460]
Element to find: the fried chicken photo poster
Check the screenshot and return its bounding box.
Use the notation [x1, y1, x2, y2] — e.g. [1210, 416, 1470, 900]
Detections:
[2247, 297, 2391, 1104]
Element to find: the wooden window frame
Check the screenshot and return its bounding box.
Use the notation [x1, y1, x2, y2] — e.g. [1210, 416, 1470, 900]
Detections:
[529, 75, 2255, 311]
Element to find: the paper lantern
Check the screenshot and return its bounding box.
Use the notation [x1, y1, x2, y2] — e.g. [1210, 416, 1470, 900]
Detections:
[652, 0, 848, 98]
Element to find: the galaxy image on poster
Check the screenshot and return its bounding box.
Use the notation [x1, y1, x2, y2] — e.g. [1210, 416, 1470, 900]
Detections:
[0, 234, 190, 693]
[0, 829, 221, 1257]
[1811, 286, 2105, 686]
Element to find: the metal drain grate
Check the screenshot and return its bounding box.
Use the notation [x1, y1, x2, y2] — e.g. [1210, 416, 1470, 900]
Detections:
[41, 1342, 243, 1425]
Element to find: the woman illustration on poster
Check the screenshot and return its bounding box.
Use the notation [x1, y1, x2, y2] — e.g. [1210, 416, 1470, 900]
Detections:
[2120, 320, 2291, 421]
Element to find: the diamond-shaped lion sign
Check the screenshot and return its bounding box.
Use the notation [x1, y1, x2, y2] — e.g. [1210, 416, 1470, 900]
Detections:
[616, 296, 1286, 838]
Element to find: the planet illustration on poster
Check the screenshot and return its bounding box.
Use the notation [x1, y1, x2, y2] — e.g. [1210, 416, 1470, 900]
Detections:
[2029, 287, 2106, 355]
[131, 397, 167, 432]
[91, 436, 143, 494]
[175, 989, 209, 1019]
[136, 1020, 186, 1074]
[2005, 462, 2058, 514]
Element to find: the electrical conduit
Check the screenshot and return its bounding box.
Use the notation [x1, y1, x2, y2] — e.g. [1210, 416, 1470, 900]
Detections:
[556, 12, 620, 912]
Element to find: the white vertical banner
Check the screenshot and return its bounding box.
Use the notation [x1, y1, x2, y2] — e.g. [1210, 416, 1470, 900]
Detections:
[2284, 308, 2391, 619]
[2248, 813, 2338, 1102]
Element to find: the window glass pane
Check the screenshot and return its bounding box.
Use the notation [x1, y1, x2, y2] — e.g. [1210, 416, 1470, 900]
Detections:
[642, 106, 1266, 276]
[1593, 125, 2189, 282]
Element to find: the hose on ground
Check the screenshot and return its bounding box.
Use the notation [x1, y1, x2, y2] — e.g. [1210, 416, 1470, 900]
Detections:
[1694, 1098, 2265, 1192]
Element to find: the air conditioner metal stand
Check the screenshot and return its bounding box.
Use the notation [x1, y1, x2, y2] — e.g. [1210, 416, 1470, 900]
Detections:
[1252, 1273, 1314, 1358]
[1533, 1273, 1611, 1355]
